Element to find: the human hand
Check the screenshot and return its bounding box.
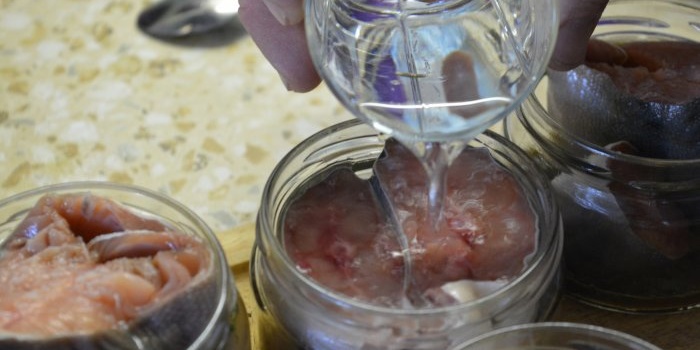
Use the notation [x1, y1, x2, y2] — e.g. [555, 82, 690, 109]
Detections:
[239, 0, 610, 92]
[550, 0, 611, 70]
[238, 0, 321, 92]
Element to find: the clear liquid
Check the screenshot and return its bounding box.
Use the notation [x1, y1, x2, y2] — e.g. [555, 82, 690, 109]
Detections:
[307, 0, 556, 299]
[309, 0, 531, 141]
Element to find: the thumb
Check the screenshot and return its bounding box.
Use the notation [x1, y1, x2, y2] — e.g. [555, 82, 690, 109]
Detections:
[549, 0, 609, 71]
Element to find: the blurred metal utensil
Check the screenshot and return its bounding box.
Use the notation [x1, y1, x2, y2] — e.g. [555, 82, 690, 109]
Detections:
[137, 0, 239, 38]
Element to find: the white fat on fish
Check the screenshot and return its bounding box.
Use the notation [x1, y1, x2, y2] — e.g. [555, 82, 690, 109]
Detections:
[438, 279, 508, 303]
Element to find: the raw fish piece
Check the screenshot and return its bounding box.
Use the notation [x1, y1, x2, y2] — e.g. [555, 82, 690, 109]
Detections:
[0, 193, 217, 349]
[283, 139, 537, 308]
[284, 168, 408, 306]
[374, 140, 536, 289]
[588, 41, 700, 104]
[547, 40, 700, 159]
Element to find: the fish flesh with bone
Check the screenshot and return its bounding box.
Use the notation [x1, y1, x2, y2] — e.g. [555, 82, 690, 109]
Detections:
[0, 192, 222, 349]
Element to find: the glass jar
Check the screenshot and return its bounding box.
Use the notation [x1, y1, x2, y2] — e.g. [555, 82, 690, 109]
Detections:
[0, 181, 250, 350]
[252, 119, 562, 349]
[504, 0, 700, 312]
[454, 322, 662, 350]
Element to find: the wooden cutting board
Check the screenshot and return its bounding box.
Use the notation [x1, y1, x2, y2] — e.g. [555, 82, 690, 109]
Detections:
[216, 224, 700, 350]
[216, 223, 261, 349]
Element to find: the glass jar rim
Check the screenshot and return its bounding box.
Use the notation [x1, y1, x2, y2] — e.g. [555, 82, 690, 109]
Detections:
[454, 321, 663, 349]
[257, 119, 561, 316]
[325, 0, 488, 17]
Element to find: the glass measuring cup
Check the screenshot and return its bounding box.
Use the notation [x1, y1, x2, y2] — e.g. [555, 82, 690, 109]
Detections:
[306, 0, 559, 144]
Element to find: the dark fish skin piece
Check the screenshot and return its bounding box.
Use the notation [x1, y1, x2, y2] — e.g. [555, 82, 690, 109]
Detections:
[127, 275, 223, 349]
[547, 68, 700, 160]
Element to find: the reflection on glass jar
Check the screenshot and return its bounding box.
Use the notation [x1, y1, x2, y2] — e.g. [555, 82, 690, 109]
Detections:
[252, 120, 562, 349]
[505, 0, 700, 313]
[454, 322, 662, 350]
[0, 182, 249, 350]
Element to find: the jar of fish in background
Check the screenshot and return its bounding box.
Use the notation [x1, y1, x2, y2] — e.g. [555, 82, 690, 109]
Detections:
[252, 119, 562, 349]
[0, 182, 250, 350]
[454, 322, 662, 350]
[504, 0, 700, 312]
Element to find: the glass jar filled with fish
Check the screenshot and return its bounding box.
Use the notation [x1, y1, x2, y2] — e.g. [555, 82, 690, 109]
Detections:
[504, 0, 700, 312]
[252, 119, 562, 349]
[0, 181, 250, 350]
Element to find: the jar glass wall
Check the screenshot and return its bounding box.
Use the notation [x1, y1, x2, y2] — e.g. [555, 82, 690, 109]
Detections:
[252, 120, 562, 349]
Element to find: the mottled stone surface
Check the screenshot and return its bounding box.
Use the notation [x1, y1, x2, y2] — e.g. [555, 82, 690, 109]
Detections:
[0, 0, 352, 231]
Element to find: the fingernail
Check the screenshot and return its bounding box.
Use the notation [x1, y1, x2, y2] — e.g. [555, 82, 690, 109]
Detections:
[264, 0, 304, 26]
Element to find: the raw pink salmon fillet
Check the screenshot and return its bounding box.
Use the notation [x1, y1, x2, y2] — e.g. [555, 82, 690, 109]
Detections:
[0, 193, 216, 349]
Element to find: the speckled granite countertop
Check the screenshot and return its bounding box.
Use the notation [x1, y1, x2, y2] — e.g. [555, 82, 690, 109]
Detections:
[0, 0, 352, 232]
[3, 3, 700, 349]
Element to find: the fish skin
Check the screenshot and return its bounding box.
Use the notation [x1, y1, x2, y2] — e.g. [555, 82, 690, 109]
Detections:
[546, 41, 700, 160]
[547, 68, 700, 160]
[0, 193, 225, 350]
